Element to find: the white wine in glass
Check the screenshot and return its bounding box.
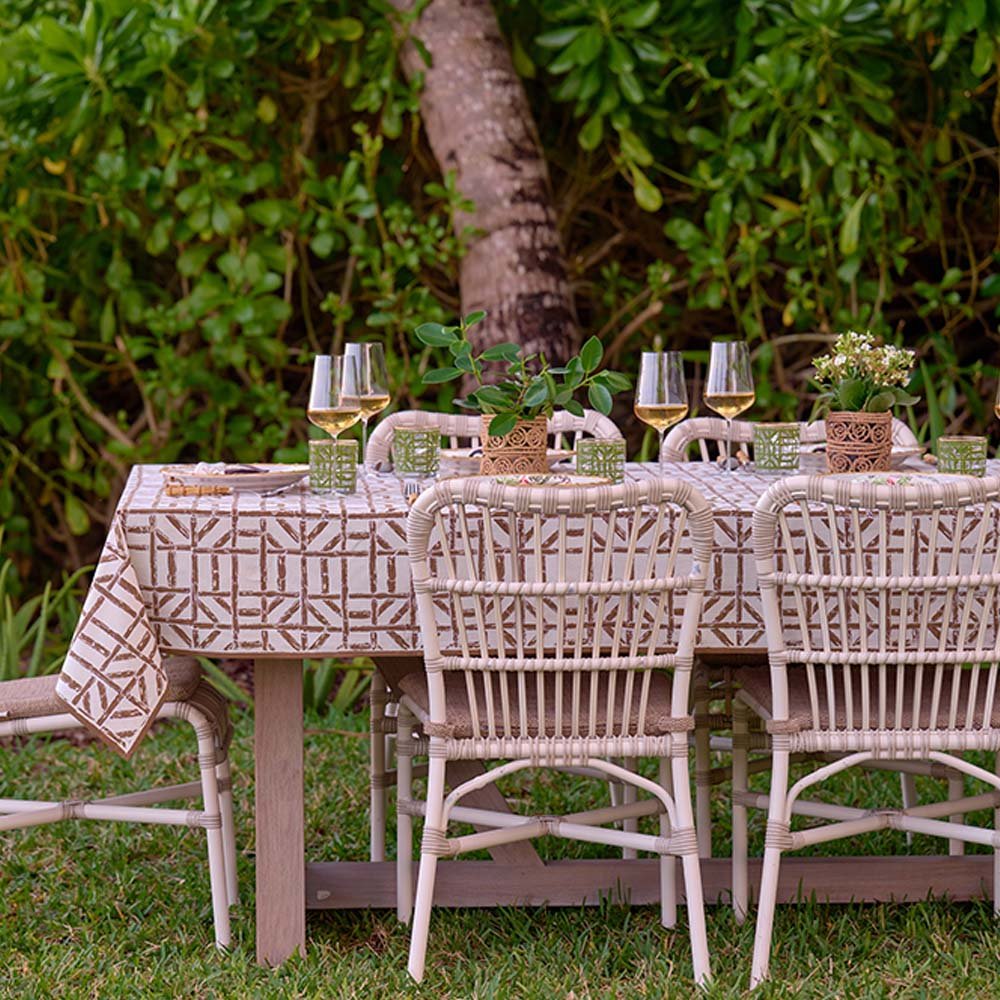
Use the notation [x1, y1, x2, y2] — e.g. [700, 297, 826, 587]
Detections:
[634, 352, 689, 473]
[345, 342, 390, 466]
[308, 355, 362, 440]
[704, 340, 755, 472]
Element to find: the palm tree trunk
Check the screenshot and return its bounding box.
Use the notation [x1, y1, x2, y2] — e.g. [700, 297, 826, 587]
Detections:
[391, 0, 577, 362]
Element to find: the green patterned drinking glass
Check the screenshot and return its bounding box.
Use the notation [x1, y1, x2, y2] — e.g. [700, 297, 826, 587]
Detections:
[310, 439, 358, 494]
[753, 422, 800, 472]
[937, 435, 987, 476]
[576, 438, 626, 482]
[392, 427, 440, 478]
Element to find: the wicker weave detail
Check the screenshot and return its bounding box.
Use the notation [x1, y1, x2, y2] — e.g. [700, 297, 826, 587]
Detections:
[478, 415, 549, 475]
[825, 410, 893, 473]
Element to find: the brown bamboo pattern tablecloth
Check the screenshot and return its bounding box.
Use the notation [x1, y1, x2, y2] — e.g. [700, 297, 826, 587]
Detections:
[57, 459, 971, 756]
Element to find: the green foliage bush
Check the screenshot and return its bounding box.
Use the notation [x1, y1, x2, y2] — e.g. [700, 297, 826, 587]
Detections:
[2, 0, 999, 586]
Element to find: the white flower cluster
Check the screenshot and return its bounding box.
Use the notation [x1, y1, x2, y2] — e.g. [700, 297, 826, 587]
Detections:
[812, 330, 915, 387]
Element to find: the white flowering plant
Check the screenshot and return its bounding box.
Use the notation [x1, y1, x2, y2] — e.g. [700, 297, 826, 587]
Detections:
[812, 331, 919, 413]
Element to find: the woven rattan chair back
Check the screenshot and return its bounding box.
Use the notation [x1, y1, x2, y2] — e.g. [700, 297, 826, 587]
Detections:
[661, 416, 918, 463]
[366, 409, 622, 466]
[755, 475, 1000, 742]
[407, 477, 713, 754]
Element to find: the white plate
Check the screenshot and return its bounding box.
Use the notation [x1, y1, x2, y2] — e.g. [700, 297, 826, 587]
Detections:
[491, 473, 611, 488]
[439, 448, 574, 474]
[163, 465, 309, 493]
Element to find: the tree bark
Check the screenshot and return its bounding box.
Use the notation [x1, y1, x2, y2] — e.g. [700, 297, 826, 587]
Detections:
[392, 0, 577, 363]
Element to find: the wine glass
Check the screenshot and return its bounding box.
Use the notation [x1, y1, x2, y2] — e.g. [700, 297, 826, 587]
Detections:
[704, 340, 755, 472]
[634, 352, 689, 474]
[308, 355, 362, 440]
[345, 342, 390, 468]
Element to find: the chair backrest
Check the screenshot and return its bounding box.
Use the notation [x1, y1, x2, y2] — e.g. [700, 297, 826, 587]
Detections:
[406, 478, 714, 744]
[754, 475, 1000, 734]
[366, 409, 622, 465]
[661, 416, 919, 463]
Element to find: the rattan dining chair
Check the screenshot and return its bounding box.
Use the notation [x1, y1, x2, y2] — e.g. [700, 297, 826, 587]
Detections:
[734, 474, 1000, 987]
[395, 477, 714, 985]
[660, 414, 922, 859]
[0, 656, 237, 948]
[366, 407, 622, 863]
[660, 415, 919, 463]
[365, 407, 622, 467]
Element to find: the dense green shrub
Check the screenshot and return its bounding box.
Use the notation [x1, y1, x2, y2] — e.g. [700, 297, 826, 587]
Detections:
[1, 0, 999, 585]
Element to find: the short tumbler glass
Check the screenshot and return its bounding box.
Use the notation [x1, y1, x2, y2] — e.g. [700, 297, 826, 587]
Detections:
[937, 435, 987, 477]
[310, 439, 358, 494]
[576, 438, 626, 482]
[392, 427, 440, 477]
[753, 422, 801, 472]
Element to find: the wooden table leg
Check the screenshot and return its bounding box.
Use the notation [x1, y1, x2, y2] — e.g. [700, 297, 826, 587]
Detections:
[255, 658, 305, 965]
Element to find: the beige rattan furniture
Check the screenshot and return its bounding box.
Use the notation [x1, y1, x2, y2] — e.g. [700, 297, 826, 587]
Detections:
[367, 407, 623, 863]
[365, 407, 622, 467]
[661, 415, 922, 858]
[395, 477, 714, 985]
[1, 656, 237, 948]
[661, 415, 919, 463]
[735, 475, 1000, 987]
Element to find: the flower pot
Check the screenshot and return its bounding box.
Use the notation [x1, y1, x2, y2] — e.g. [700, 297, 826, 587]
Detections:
[479, 415, 549, 475]
[825, 410, 892, 473]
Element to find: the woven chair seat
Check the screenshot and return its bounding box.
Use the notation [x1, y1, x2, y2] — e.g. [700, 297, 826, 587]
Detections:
[0, 656, 202, 721]
[397, 667, 688, 740]
[736, 665, 1000, 734]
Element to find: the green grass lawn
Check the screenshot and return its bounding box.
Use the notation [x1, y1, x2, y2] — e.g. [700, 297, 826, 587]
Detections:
[3, 706, 1000, 998]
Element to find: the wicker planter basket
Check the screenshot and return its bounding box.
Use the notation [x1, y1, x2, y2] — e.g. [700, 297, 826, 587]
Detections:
[479, 415, 549, 475]
[825, 410, 892, 473]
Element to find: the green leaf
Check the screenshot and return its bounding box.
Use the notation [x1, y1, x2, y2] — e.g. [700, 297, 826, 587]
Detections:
[890, 388, 920, 406]
[981, 273, 1000, 297]
[587, 382, 613, 415]
[619, 1, 660, 29]
[565, 399, 585, 417]
[536, 27, 584, 48]
[463, 310, 486, 327]
[487, 412, 519, 437]
[972, 32, 994, 76]
[632, 169, 662, 212]
[480, 343, 521, 362]
[422, 366, 463, 384]
[864, 390, 896, 413]
[580, 336, 603, 372]
[415, 323, 458, 347]
[579, 113, 604, 151]
[524, 379, 550, 407]
[475, 385, 515, 408]
[836, 378, 868, 412]
[64, 494, 90, 536]
[247, 199, 288, 228]
[838, 191, 867, 256]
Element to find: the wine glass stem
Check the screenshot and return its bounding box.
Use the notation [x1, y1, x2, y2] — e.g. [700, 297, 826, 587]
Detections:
[725, 418, 734, 473]
[658, 430, 665, 475]
[361, 418, 369, 470]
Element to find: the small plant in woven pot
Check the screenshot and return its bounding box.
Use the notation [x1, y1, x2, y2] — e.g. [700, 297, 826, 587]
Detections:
[415, 311, 630, 474]
[812, 331, 918, 473]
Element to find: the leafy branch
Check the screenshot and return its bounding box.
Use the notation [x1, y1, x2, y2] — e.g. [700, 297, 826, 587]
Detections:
[415, 312, 630, 437]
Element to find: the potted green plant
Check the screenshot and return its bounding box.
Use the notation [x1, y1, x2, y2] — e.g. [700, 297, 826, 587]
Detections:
[812, 331, 918, 473]
[415, 311, 630, 474]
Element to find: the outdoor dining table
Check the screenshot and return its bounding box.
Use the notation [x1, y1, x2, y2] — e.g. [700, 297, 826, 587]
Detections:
[56, 459, 1000, 966]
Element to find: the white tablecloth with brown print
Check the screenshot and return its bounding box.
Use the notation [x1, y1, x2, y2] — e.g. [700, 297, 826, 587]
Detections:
[58, 459, 967, 756]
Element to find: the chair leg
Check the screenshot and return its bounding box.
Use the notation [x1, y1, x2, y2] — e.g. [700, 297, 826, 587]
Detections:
[949, 773, 965, 856]
[192, 720, 231, 950]
[670, 753, 710, 986]
[749, 746, 790, 989]
[732, 701, 749, 923]
[408, 754, 447, 983]
[900, 772, 917, 847]
[658, 757, 676, 928]
[994, 752, 1000, 916]
[694, 688, 712, 859]
[396, 705, 415, 924]
[370, 671, 388, 863]
[622, 757, 638, 859]
[216, 756, 239, 906]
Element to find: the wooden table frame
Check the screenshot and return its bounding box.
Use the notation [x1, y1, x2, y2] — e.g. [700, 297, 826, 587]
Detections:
[253, 653, 997, 966]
